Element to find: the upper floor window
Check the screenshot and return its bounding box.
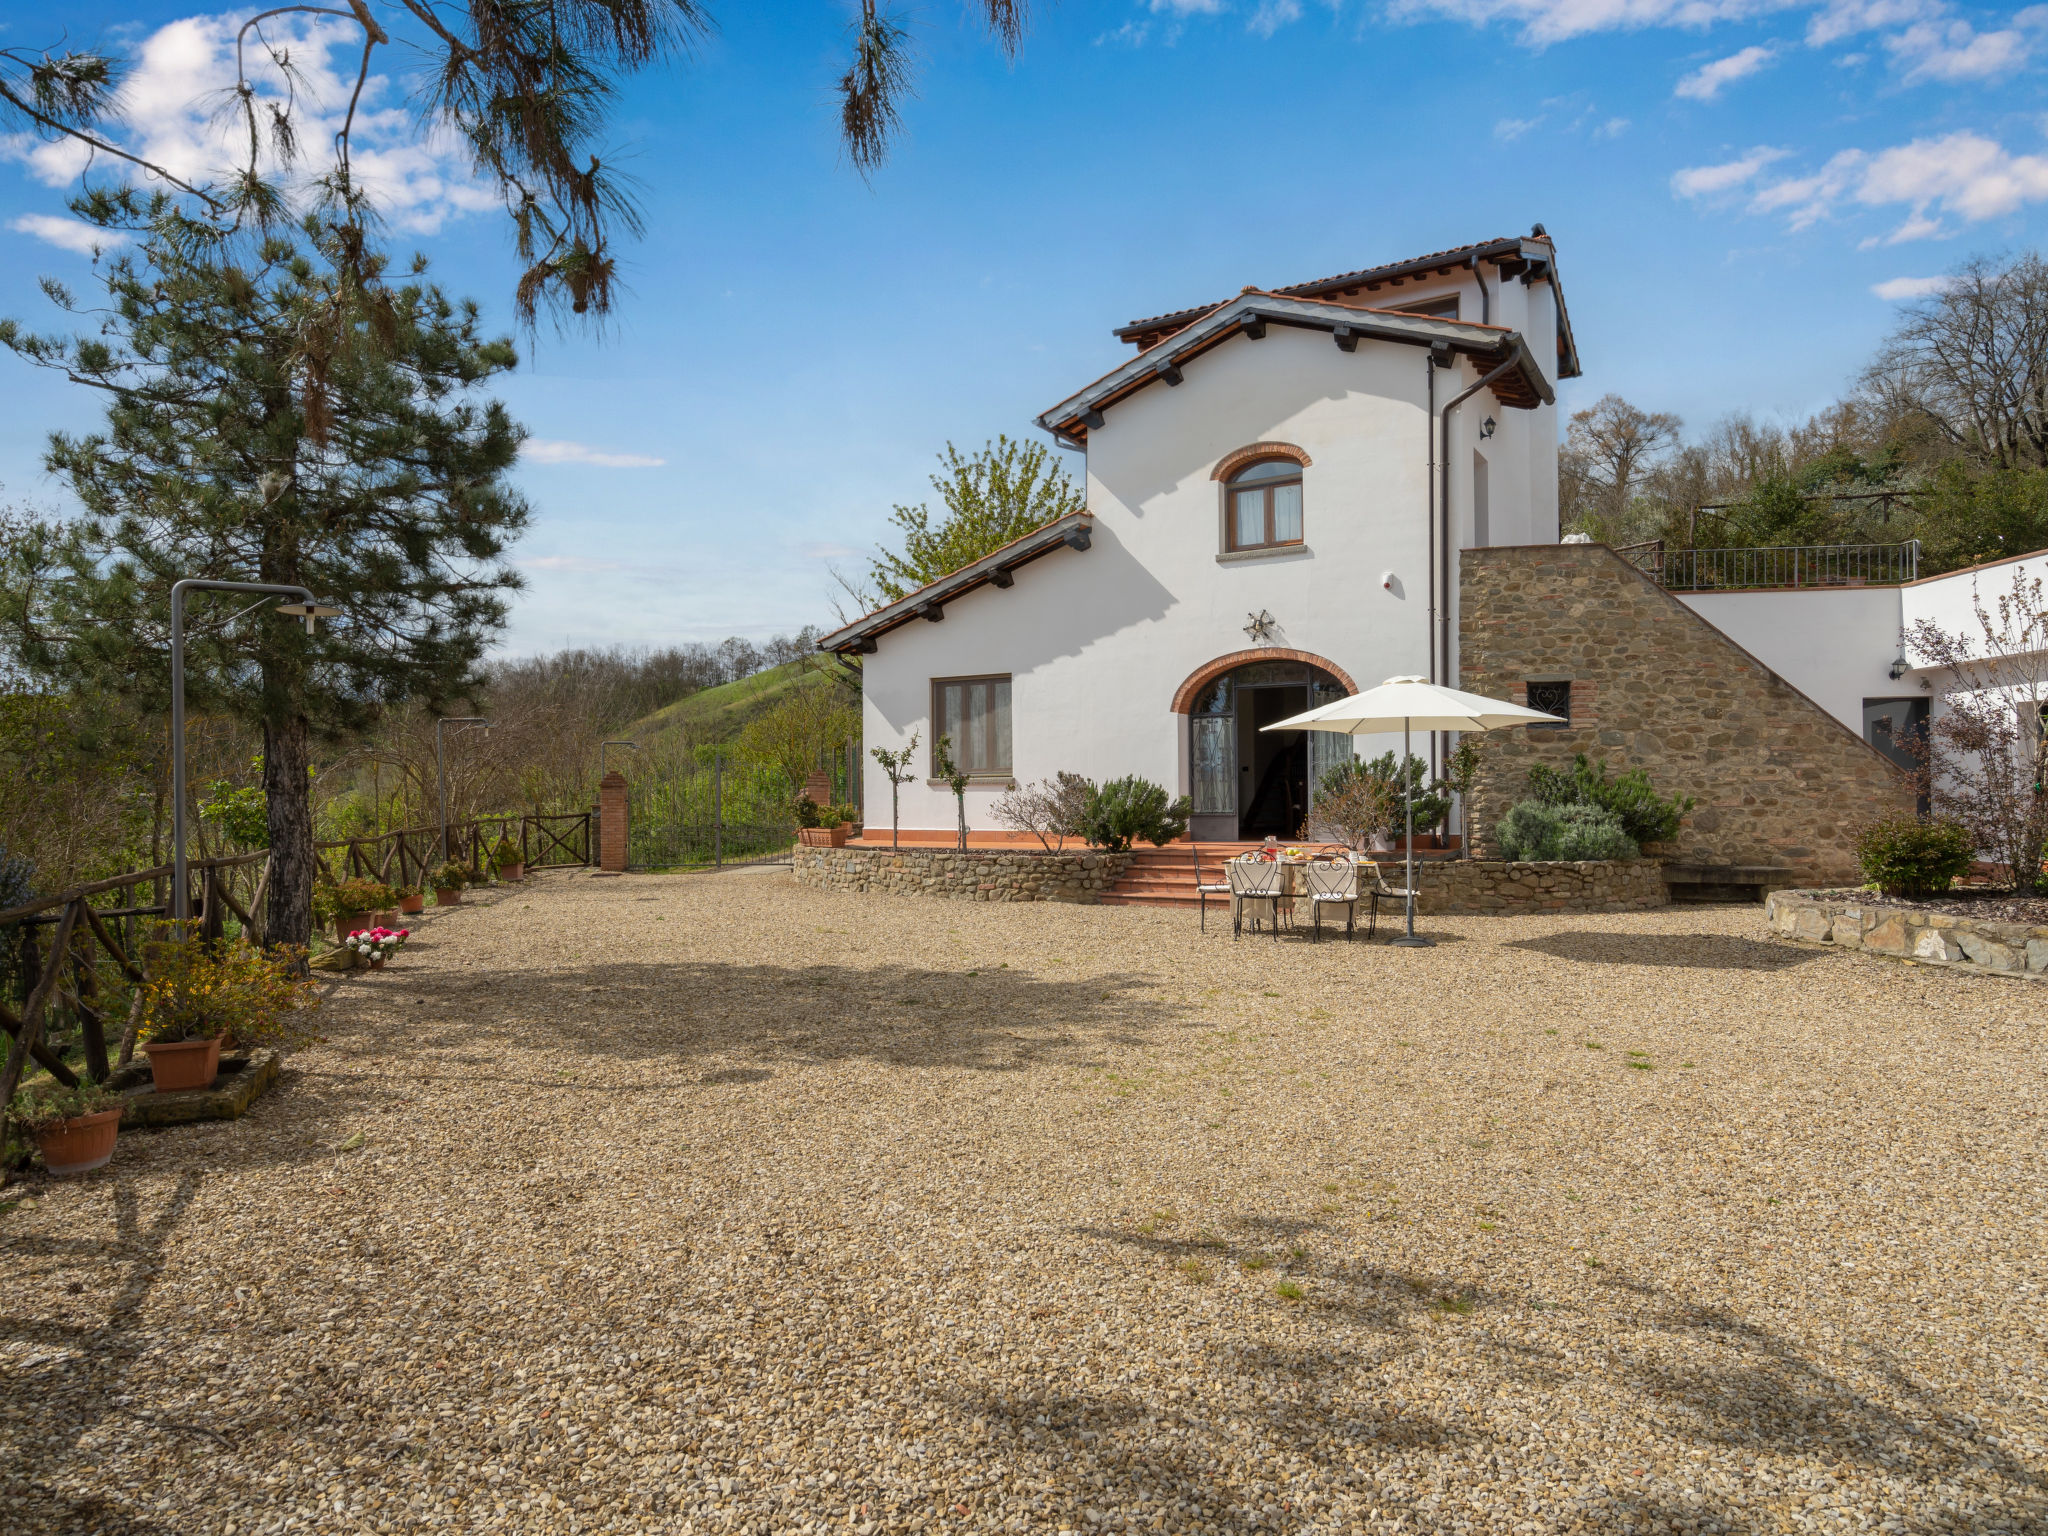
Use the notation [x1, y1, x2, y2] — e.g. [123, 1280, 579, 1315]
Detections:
[1227, 459, 1304, 552]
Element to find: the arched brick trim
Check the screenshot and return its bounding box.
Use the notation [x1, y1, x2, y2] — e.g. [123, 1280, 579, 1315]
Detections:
[1210, 442, 1312, 482]
[1171, 648, 1359, 713]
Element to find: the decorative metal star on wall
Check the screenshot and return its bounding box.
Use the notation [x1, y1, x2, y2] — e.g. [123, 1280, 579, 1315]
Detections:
[1244, 609, 1276, 642]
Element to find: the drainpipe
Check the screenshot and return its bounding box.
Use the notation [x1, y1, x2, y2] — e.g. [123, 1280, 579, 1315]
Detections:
[1438, 353, 1522, 697]
[1425, 354, 1439, 691]
[1469, 255, 1490, 325]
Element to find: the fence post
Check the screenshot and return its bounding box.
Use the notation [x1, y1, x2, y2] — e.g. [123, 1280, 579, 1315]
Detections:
[598, 772, 630, 872]
[713, 751, 723, 869]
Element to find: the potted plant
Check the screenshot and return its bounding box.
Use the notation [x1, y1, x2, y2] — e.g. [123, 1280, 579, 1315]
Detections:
[138, 938, 318, 1091]
[9, 1079, 125, 1175]
[394, 883, 426, 916]
[431, 861, 469, 906]
[318, 876, 394, 941]
[344, 926, 410, 969]
[491, 834, 525, 882]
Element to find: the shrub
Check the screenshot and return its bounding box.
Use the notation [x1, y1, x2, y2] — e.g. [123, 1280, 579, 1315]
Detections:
[1321, 753, 1449, 833]
[7, 1077, 123, 1135]
[1082, 776, 1192, 853]
[793, 795, 822, 829]
[1855, 815, 1975, 896]
[815, 802, 860, 830]
[315, 877, 395, 920]
[1495, 799, 1639, 861]
[138, 939, 320, 1050]
[1527, 754, 1693, 845]
[992, 773, 1095, 851]
[491, 835, 520, 867]
[1305, 767, 1399, 849]
[430, 861, 470, 891]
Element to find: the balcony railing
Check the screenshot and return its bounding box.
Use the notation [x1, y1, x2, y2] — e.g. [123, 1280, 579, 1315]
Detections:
[1613, 540, 1921, 592]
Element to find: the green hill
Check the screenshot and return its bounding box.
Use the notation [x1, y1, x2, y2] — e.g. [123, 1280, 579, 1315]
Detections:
[627, 659, 840, 747]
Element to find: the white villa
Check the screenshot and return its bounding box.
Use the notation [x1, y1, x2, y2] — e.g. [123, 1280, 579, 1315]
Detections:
[819, 228, 2039, 879]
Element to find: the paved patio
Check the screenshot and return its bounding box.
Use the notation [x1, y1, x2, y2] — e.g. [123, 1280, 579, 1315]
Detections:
[2, 868, 2042, 1534]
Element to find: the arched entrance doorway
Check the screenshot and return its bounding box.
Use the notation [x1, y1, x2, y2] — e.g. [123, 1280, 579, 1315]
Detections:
[1177, 653, 1353, 842]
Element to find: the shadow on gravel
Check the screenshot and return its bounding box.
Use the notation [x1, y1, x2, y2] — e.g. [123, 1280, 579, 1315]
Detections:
[1505, 930, 1825, 971]
[317, 959, 1184, 1079]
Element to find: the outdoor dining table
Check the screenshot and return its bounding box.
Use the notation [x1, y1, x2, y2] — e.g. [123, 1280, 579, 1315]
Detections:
[1227, 850, 1337, 931]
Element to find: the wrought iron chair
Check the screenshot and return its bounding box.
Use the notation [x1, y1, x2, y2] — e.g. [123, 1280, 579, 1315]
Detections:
[1361, 859, 1416, 939]
[1226, 857, 1284, 941]
[1303, 855, 1359, 942]
[1192, 843, 1232, 932]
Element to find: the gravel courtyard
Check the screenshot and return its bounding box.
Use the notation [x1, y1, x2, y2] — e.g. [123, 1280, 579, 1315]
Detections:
[3, 867, 2044, 1536]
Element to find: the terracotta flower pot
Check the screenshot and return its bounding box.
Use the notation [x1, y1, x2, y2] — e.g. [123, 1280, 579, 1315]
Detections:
[496, 861, 524, 882]
[369, 957, 386, 970]
[333, 910, 368, 942]
[398, 894, 425, 915]
[434, 888, 463, 906]
[798, 827, 838, 848]
[373, 907, 399, 927]
[143, 1036, 223, 1093]
[36, 1108, 123, 1176]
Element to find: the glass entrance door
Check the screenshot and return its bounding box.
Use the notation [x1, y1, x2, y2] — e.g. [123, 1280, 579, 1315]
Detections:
[1185, 662, 1348, 843]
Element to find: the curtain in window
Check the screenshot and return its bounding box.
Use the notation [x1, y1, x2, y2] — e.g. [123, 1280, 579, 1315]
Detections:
[1191, 716, 1232, 814]
[1234, 489, 1264, 549]
[1272, 483, 1302, 543]
[936, 678, 1012, 774]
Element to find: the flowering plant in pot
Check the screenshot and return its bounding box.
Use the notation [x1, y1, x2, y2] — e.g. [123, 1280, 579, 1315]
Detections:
[138, 939, 319, 1091]
[344, 927, 409, 969]
[430, 861, 470, 906]
[491, 834, 525, 882]
[8, 1079, 125, 1175]
[394, 883, 426, 916]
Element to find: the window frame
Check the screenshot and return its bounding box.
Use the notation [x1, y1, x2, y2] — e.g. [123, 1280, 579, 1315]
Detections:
[1223, 459, 1306, 553]
[1525, 679, 1572, 728]
[930, 673, 1014, 779]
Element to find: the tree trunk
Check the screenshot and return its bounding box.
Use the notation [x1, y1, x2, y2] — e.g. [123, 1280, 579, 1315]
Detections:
[265, 711, 315, 953]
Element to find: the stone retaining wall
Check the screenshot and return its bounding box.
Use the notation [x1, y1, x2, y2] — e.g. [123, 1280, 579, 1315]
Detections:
[1766, 890, 2048, 978]
[1412, 858, 1669, 915]
[792, 845, 1134, 903]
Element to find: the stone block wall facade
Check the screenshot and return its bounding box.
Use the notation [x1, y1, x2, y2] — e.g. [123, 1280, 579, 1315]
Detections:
[793, 846, 1134, 902]
[1459, 544, 1916, 885]
[1767, 890, 2048, 978]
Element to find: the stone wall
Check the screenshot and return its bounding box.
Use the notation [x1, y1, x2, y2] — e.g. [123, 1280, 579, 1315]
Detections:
[793, 845, 1134, 902]
[1460, 544, 1916, 886]
[1767, 890, 2048, 978]
[1410, 857, 1668, 915]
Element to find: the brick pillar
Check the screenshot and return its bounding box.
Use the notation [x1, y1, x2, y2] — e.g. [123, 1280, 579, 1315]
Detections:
[598, 770, 629, 872]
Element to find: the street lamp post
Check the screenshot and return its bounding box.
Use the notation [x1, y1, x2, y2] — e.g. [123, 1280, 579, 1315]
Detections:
[437, 717, 493, 862]
[601, 740, 638, 776]
[170, 580, 338, 925]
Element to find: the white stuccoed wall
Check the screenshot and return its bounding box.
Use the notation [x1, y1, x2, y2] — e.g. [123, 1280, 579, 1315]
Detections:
[860, 318, 1560, 830]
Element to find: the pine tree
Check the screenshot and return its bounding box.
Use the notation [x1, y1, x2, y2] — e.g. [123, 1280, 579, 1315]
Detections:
[0, 200, 527, 950]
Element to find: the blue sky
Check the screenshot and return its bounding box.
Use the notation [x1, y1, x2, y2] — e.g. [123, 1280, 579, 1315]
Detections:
[3, 0, 2045, 654]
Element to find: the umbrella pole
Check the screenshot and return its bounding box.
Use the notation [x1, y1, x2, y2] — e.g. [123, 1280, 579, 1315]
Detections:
[1394, 716, 1431, 947]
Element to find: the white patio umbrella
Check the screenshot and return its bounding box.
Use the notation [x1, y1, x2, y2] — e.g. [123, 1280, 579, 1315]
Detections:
[1262, 676, 1564, 946]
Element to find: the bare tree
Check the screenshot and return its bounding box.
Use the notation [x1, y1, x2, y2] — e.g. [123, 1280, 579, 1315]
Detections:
[1560, 394, 1683, 543]
[1864, 253, 2048, 473]
[1905, 562, 2048, 893]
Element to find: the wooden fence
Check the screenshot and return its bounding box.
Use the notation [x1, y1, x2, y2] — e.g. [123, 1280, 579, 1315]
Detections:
[0, 813, 591, 1111]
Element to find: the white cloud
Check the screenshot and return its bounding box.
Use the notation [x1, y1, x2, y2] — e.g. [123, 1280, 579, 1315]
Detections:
[1094, 20, 1152, 43]
[1670, 145, 1787, 198]
[1884, 18, 2032, 81]
[522, 439, 667, 469]
[1688, 131, 2048, 239]
[8, 213, 129, 255]
[524, 555, 627, 573]
[1805, 0, 1940, 45]
[1494, 115, 1544, 140]
[1870, 274, 1950, 299]
[1385, 0, 1796, 48]
[1594, 115, 1632, 138]
[1150, 0, 1227, 12]
[1674, 44, 1776, 98]
[1248, 0, 1304, 33]
[0, 12, 493, 236]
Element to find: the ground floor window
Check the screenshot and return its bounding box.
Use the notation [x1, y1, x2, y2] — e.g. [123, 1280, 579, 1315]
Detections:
[933, 675, 1012, 775]
[1526, 679, 1571, 726]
